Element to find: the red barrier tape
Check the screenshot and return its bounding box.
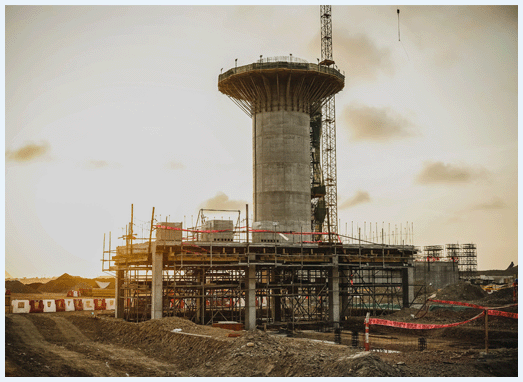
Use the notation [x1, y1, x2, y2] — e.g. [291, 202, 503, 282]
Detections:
[156, 224, 342, 242]
[487, 309, 518, 319]
[369, 311, 485, 330]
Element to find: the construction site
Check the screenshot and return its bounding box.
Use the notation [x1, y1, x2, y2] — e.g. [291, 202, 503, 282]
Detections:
[5, 6, 517, 378]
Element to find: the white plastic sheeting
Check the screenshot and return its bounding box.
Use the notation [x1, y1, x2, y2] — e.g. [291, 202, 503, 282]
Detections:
[11, 300, 30, 314]
[43, 299, 57, 313]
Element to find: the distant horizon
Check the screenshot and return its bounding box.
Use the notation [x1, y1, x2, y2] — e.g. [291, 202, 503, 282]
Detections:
[5, 265, 517, 281]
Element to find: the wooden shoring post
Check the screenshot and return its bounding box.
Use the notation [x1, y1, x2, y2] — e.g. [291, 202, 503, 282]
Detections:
[148, 207, 155, 255]
[484, 309, 489, 353]
[109, 232, 111, 270]
[130, 204, 134, 257]
[103, 233, 105, 271]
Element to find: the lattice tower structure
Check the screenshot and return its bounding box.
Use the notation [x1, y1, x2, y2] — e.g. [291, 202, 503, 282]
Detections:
[459, 243, 477, 280]
[218, 57, 344, 243]
[310, 110, 326, 240]
[445, 243, 460, 262]
[320, 5, 338, 242]
[423, 245, 444, 261]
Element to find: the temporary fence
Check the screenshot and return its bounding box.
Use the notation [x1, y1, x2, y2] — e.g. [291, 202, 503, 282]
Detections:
[73, 299, 83, 311]
[65, 299, 75, 311]
[10, 298, 115, 314]
[29, 300, 44, 313]
[105, 298, 116, 310]
[94, 298, 106, 310]
[12, 300, 30, 314]
[43, 299, 57, 313]
[364, 299, 518, 352]
[82, 299, 95, 311]
[55, 299, 66, 312]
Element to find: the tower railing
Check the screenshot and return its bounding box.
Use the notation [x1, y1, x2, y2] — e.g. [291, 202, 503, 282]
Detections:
[219, 59, 345, 83]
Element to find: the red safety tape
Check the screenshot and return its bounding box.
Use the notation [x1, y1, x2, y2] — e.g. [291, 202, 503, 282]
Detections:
[369, 310, 485, 330]
[487, 309, 518, 319]
[156, 224, 340, 240]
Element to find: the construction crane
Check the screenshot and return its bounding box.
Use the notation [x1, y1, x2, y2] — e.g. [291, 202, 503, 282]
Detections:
[320, 5, 338, 243]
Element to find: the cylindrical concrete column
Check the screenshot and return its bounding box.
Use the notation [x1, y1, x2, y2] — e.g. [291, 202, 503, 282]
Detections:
[253, 110, 311, 240]
[218, 57, 344, 243]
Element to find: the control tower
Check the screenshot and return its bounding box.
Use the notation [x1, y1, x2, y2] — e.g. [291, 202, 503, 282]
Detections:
[218, 57, 344, 243]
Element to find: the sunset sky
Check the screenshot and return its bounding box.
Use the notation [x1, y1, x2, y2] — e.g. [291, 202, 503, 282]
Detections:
[5, 5, 518, 278]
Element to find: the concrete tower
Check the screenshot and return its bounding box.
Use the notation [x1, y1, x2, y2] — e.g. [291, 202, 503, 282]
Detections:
[218, 57, 344, 243]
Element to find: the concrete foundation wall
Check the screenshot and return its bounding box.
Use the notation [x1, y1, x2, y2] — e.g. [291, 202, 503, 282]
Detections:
[253, 111, 311, 243]
[414, 261, 459, 290]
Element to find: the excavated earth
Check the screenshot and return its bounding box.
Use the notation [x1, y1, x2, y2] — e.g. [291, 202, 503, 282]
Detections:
[5, 278, 517, 377]
[5, 309, 517, 377]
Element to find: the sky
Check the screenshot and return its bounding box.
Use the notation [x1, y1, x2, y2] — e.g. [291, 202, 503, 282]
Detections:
[5, 4, 518, 278]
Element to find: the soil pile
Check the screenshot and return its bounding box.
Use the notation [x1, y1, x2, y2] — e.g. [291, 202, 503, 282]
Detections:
[478, 286, 515, 306]
[434, 281, 487, 301]
[5, 280, 39, 294]
[37, 273, 97, 293]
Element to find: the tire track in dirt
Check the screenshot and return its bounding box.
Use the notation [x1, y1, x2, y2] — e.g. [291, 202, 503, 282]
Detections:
[42, 315, 182, 377]
[9, 315, 123, 377]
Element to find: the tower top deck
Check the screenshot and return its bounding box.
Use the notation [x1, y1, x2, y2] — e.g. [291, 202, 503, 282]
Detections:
[218, 56, 344, 115]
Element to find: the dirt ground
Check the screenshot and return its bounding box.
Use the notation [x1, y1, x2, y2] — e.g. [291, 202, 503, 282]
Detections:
[5, 309, 517, 377]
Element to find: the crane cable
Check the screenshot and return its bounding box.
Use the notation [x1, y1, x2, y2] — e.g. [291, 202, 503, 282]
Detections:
[397, 8, 409, 60]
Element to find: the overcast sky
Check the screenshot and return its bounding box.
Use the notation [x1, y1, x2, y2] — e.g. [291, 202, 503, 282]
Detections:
[5, 5, 518, 278]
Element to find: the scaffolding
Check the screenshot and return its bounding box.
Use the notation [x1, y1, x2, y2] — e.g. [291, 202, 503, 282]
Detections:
[423, 245, 444, 261]
[104, 209, 418, 331]
[458, 243, 477, 280]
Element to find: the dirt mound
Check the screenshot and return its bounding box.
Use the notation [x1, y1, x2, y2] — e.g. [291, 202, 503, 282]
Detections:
[5, 280, 39, 294]
[478, 286, 515, 306]
[37, 273, 97, 293]
[434, 281, 487, 301]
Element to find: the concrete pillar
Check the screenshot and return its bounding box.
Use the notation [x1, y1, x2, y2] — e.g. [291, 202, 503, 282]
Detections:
[115, 269, 124, 319]
[151, 243, 163, 319]
[328, 255, 340, 328]
[402, 267, 415, 308]
[195, 271, 206, 325]
[340, 272, 348, 321]
[271, 269, 282, 323]
[245, 265, 256, 330]
[252, 111, 311, 243]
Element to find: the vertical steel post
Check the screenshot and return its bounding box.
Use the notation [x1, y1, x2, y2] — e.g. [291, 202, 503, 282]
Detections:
[364, 312, 370, 351]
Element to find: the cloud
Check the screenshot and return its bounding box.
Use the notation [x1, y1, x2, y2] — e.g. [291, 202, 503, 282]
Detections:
[199, 192, 248, 211]
[416, 161, 488, 184]
[470, 197, 507, 211]
[343, 104, 415, 141]
[339, 191, 371, 210]
[166, 161, 185, 170]
[85, 160, 110, 169]
[6, 142, 50, 162]
[330, 32, 394, 83]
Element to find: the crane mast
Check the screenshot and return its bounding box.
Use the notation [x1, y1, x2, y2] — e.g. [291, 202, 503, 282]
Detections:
[320, 5, 338, 242]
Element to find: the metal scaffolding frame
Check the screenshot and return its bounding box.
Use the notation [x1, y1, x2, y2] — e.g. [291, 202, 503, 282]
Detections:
[108, 226, 416, 330]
